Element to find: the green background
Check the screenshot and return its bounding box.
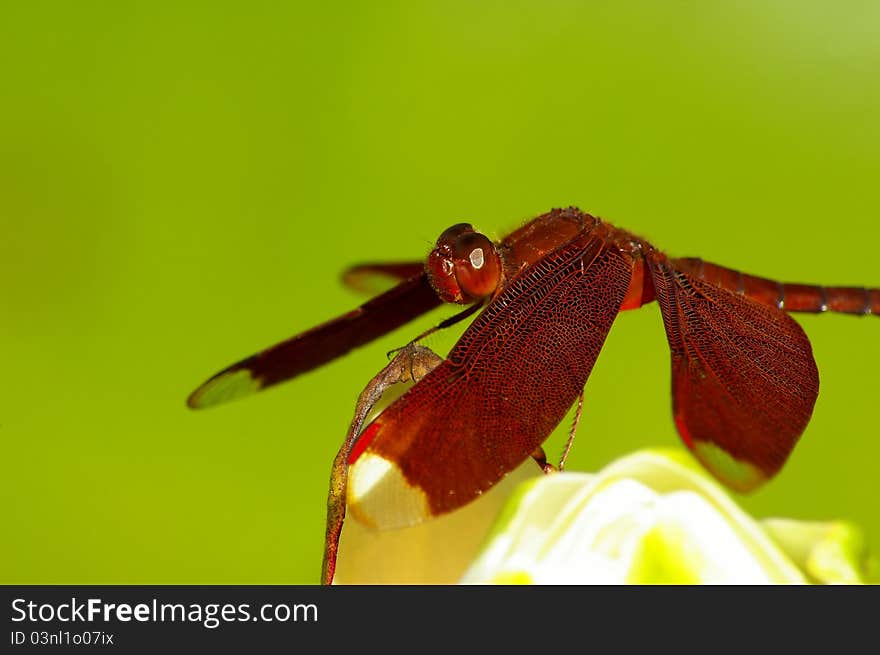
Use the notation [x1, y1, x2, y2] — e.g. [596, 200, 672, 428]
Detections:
[2, 2, 878, 584]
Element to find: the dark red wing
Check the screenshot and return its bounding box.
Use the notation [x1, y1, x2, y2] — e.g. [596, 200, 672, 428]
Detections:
[345, 232, 636, 529]
[187, 273, 442, 408]
[647, 256, 819, 492]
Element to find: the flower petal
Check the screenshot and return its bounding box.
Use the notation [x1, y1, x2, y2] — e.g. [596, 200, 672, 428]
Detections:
[462, 450, 809, 584]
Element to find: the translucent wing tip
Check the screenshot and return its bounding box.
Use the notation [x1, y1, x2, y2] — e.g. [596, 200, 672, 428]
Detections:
[690, 439, 769, 493]
[186, 367, 263, 409]
[342, 262, 426, 295]
[674, 414, 771, 493]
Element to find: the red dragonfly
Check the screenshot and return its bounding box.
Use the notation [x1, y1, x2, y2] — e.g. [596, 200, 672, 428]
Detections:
[188, 207, 878, 583]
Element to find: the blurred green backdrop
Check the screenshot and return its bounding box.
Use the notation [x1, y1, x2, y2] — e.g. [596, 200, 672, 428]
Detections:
[2, 2, 878, 584]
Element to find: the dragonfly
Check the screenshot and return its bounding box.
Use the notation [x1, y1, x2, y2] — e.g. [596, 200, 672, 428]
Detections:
[187, 207, 878, 583]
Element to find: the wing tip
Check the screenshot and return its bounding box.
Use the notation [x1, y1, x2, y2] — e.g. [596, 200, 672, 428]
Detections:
[185, 391, 202, 409]
[347, 452, 432, 530]
[689, 439, 771, 494]
[186, 367, 264, 410]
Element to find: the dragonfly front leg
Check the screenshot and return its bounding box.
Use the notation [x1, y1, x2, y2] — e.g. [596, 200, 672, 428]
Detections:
[321, 343, 444, 585]
[558, 390, 585, 471]
[530, 389, 586, 474]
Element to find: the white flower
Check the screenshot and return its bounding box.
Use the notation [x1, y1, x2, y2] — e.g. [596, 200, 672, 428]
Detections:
[332, 449, 873, 584]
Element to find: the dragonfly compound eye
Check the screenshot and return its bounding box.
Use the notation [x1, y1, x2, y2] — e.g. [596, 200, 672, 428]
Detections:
[427, 224, 501, 304]
[451, 232, 501, 302]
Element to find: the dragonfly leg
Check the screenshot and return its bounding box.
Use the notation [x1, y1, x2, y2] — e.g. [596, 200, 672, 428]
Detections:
[558, 390, 585, 471]
[321, 343, 444, 585]
[386, 301, 485, 360]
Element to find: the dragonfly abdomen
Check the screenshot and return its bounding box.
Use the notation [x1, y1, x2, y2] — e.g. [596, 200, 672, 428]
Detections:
[673, 257, 878, 316]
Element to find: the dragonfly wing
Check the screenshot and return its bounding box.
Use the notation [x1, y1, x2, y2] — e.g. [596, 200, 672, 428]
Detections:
[187, 273, 442, 408]
[345, 232, 636, 529]
[648, 256, 819, 492]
